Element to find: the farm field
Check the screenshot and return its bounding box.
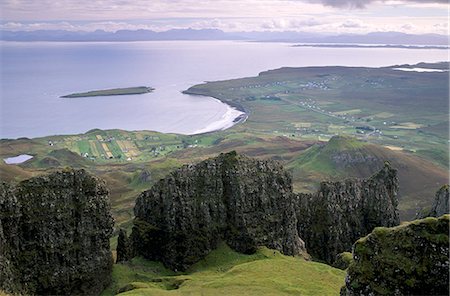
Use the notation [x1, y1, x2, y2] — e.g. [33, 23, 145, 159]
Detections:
[1, 62, 448, 231]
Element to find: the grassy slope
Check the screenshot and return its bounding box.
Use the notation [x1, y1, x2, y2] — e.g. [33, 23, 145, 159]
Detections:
[185, 64, 449, 167]
[287, 136, 449, 219]
[103, 243, 345, 296]
[1, 130, 447, 223]
[1, 63, 448, 224]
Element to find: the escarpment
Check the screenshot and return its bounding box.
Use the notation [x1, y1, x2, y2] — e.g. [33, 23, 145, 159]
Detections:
[294, 162, 399, 265]
[130, 151, 307, 271]
[126, 152, 400, 271]
[0, 169, 114, 296]
[420, 184, 449, 218]
[341, 215, 449, 296]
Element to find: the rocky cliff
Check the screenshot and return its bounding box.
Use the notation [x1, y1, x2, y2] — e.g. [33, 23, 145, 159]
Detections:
[341, 215, 449, 296]
[294, 162, 399, 265]
[129, 151, 306, 271]
[116, 229, 131, 263]
[423, 185, 449, 218]
[0, 169, 114, 295]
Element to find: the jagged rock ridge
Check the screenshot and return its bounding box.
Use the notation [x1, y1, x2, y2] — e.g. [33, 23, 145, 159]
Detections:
[130, 151, 306, 271]
[341, 215, 449, 296]
[423, 184, 449, 218]
[294, 162, 400, 265]
[126, 152, 400, 271]
[0, 169, 114, 296]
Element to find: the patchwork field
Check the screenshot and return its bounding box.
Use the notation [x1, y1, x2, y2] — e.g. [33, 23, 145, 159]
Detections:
[1, 62, 448, 231]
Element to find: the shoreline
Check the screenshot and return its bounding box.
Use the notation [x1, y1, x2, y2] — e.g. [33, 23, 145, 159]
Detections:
[182, 90, 249, 135]
[0, 92, 248, 140]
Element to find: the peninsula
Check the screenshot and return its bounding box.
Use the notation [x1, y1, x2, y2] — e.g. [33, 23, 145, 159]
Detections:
[61, 86, 154, 98]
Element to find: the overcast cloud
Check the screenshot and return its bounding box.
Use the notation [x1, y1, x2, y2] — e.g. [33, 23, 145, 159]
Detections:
[0, 0, 448, 34]
[311, 0, 449, 8]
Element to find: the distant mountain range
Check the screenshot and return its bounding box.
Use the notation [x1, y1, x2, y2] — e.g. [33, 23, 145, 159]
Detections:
[0, 29, 448, 45]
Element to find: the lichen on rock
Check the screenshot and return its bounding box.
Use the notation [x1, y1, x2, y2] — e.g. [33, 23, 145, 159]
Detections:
[116, 228, 132, 263]
[130, 151, 307, 271]
[419, 184, 449, 218]
[341, 214, 449, 296]
[294, 162, 400, 265]
[0, 169, 114, 295]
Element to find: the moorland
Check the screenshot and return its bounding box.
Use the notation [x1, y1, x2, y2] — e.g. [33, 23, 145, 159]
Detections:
[1, 61, 448, 241]
[1, 61, 449, 295]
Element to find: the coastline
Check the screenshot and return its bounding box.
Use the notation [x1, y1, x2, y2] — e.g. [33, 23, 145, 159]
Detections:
[182, 90, 249, 135]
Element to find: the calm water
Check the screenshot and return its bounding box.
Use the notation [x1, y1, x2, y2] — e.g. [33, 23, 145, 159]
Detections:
[3, 154, 33, 164]
[0, 41, 447, 139]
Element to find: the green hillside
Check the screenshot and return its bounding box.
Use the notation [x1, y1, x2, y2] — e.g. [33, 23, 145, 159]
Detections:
[103, 243, 346, 296]
[287, 136, 448, 219]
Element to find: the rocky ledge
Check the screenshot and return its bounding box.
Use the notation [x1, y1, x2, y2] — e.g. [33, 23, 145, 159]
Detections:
[295, 162, 400, 265]
[122, 152, 400, 272]
[341, 215, 449, 296]
[128, 151, 307, 271]
[0, 169, 114, 295]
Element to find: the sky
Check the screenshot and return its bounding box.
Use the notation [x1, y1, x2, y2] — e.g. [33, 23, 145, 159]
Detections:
[0, 0, 449, 35]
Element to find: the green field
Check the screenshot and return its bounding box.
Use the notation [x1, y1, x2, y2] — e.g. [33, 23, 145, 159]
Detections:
[1, 62, 448, 230]
[102, 243, 346, 296]
[1, 62, 448, 295]
[185, 62, 449, 160]
[61, 86, 154, 98]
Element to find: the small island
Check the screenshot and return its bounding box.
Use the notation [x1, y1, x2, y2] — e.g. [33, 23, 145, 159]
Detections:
[61, 86, 154, 98]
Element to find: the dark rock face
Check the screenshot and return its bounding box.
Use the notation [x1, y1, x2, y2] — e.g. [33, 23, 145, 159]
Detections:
[131, 151, 306, 271]
[294, 163, 400, 265]
[341, 215, 449, 296]
[0, 169, 114, 295]
[427, 185, 449, 218]
[116, 229, 132, 263]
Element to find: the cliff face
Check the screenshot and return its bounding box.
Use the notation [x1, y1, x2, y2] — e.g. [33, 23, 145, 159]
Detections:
[428, 185, 449, 217]
[116, 229, 131, 263]
[294, 163, 399, 265]
[130, 152, 306, 271]
[341, 215, 449, 296]
[0, 169, 114, 296]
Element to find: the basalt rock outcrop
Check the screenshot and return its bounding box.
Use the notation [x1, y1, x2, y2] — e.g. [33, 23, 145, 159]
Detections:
[130, 151, 306, 271]
[294, 162, 400, 265]
[0, 169, 114, 295]
[341, 215, 449, 296]
[116, 229, 132, 263]
[420, 184, 449, 218]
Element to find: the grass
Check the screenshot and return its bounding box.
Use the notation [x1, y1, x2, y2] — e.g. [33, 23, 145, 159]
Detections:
[1, 62, 448, 226]
[347, 215, 450, 295]
[102, 243, 346, 296]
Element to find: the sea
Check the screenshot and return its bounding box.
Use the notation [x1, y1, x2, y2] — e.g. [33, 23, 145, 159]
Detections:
[0, 40, 447, 139]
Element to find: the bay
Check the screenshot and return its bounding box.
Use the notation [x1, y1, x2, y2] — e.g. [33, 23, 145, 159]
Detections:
[0, 40, 447, 139]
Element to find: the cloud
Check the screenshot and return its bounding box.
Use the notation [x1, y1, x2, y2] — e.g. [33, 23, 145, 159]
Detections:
[261, 17, 323, 30]
[0, 0, 447, 35]
[340, 19, 365, 28]
[0, 21, 160, 32]
[307, 0, 449, 8]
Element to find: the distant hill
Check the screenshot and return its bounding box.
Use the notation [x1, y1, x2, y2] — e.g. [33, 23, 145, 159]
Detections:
[22, 148, 90, 169]
[0, 28, 239, 42]
[1, 29, 448, 45]
[288, 136, 449, 220]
